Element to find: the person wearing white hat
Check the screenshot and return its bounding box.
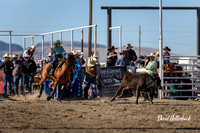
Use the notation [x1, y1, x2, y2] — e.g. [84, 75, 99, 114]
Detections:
[22, 53, 37, 94]
[0, 53, 14, 96]
[71, 50, 84, 99]
[49, 40, 66, 76]
[23, 45, 36, 60]
[145, 53, 157, 75]
[83, 56, 99, 99]
[12, 54, 23, 96]
[45, 53, 54, 64]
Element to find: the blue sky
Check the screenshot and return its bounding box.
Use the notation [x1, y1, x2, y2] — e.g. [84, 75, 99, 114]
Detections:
[0, 0, 200, 55]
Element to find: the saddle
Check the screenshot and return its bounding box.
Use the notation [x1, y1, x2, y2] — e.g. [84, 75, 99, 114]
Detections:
[57, 59, 66, 68]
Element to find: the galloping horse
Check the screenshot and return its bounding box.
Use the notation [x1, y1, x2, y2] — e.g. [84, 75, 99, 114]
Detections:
[38, 53, 75, 101]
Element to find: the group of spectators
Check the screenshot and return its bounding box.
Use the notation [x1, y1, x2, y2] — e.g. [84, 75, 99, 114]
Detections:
[106, 43, 171, 75]
[0, 46, 37, 96]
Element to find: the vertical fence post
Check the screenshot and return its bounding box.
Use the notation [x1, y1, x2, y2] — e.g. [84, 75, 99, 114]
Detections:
[9, 31, 12, 55]
[119, 26, 122, 53]
[23, 37, 26, 51]
[60, 32, 62, 42]
[81, 28, 84, 52]
[32, 36, 34, 46]
[51, 33, 53, 48]
[94, 25, 97, 56]
[71, 30, 73, 52]
[42, 35, 44, 60]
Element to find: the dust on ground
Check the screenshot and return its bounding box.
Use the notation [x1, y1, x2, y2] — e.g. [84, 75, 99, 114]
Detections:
[0, 94, 200, 133]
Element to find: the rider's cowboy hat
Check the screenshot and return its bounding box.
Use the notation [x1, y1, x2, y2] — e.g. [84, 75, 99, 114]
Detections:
[47, 52, 53, 57]
[108, 46, 117, 51]
[163, 46, 171, 51]
[12, 54, 18, 58]
[3, 53, 11, 58]
[87, 56, 96, 67]
[124, 43, 133, 49]
[53, 40, 62, 46]
[28, 45, 36, 50]
[23, 53, 30, 58]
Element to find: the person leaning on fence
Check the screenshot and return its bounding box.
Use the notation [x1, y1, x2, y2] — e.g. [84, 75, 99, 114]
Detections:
[71, 50, 84, 99]
[22, 53, 37, 94]
[12, 54, 24, 96]
[106, 46, 118, 66]
[23, 45, 36, 60]
[115, 50, 130, 66]
[163, 46, 171, 64]
[0, 53, 14, 96]
[124, 43, 137, 66]
[49, 40, 66, 76]
[84, 56, 99, 99]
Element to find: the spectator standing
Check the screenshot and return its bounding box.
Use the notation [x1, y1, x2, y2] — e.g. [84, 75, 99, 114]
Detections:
[115, 51, 130, 66]
[71, 50, 83, 99]
[0, 53, 13, 96]
[93, 55, 101, 98]
[45, 52, 54, 64]
[163, 46, 171, 64]
[106, 46, 118, 66]
[84, 56, 99, 99]
[22, 54, 37, 94]
[124, 43, 137, 66]
[12, 54, 24, 96]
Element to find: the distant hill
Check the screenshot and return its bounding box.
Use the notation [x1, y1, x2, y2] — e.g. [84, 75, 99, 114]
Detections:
[0, 40, 177, 63]
[0, 40, 23, 59]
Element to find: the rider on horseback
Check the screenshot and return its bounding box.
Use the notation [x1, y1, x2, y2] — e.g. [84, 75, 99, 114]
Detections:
[49, 40, 66, 76]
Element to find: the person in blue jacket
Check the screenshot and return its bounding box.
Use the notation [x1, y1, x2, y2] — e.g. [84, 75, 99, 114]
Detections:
[49, 40, 66, 76]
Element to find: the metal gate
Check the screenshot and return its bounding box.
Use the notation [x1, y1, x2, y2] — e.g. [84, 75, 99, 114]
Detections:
[162, 56, 200, 99]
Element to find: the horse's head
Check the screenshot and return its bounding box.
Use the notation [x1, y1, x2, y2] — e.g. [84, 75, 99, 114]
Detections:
[67, 53, 76, 70]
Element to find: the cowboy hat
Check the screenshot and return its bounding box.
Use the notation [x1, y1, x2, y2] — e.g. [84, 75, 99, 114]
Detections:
[124, 43, 133, 48]
[119, 50, 126, 55]
[3, 53, 11, 58]
[23, 53, 30, 58]
[163, 46, 171, 51]
[28, 45, 36, 50]
[12, 54, 18, 58]
[53, 40, 62, 46]
[72, 50, 79, 55]
[108, 46, 118, 51]
[47, 52, 53, 57]
[148, 53, 156, 58]
[87, 57, 96, 67]
[92, 54, 99, 59]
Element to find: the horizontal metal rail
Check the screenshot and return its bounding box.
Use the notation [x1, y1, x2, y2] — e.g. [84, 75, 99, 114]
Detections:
[24, 25, 97, 38]
[164, 77, 200, 79]
[164, 83, 200, 86]
[164, 96, 200, 98]
[164, 89, 200, 92]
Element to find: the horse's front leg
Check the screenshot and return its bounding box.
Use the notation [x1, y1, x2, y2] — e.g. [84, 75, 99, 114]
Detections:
[38, 77, 47, 98]
[57, 83, 67, 102]
[47, 81, 58, 101]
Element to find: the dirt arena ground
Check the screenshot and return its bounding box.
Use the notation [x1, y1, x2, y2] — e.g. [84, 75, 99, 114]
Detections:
[0, 94, 200, 133]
